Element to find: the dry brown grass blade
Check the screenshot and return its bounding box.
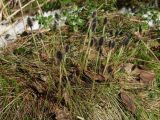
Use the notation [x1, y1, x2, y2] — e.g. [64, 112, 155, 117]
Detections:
[0, 0, 35, 24]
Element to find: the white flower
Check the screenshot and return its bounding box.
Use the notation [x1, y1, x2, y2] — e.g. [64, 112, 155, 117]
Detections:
[148, 20, 154, 27]
[119, 7, 128, 14]
[147, 11, 151, 15]
[143, 14, 148, 18]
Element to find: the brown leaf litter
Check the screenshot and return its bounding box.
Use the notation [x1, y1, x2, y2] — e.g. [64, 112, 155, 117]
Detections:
[124, 63, 155, 85]
[119, 91, 136, 114]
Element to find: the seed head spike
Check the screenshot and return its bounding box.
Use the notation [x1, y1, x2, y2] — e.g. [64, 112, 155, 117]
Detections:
[107, 65, 113, 74]
[90, 39, 94, 47]
[92, 11, 97, 18]
[56, 51, 63, 62]
[139, 24, 142, 34]
[111, 41, 115, 48]
[55, 12, 60, 20]
[103, 16, 108, 25]
[122, 36, 130, 46]
[98, 37, 104, 47]
[109, 40, 115, 49]
[65, 45, 69, 53]
[109, 30, 113, 37]
[90, 37, 97, 47]
[27, 17, 33, 30]
[91, 18, 97, 32]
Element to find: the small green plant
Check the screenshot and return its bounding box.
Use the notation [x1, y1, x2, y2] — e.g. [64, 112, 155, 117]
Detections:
[142, 10, 160, 25]
[0, 77, 21, 95]
[63, 5, 85, 32]
[36, 15, 54, 28]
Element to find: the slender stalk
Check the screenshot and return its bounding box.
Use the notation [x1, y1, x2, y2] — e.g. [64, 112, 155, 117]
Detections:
[102, 26, 106, 36]
[85, 47, 92, 69]
[18, 0, 26, 30]
[58, 62, 62, 99]
[58, 27, 64, 48]
[95, 49, 100, 72]
[35, 0, 43, 15]
[31, 32, 41, 62]
[83, 29, 93, 70]
[118, 46, 124, 58]
[103, 49, 112, 74]
[90, 78, 96, 100]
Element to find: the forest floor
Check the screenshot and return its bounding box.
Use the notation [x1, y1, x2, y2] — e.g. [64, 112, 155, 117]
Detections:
[0, 0, 160, 120]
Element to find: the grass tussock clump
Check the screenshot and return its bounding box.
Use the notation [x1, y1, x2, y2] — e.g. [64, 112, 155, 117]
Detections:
[0, 1, 160, 120]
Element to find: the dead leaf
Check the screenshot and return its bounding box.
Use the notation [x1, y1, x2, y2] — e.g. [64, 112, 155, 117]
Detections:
[139, 70, 155, 84]
[124, 63, 141, 75]
[83, 70, 106, 83]
[119, 91, 136, 114]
